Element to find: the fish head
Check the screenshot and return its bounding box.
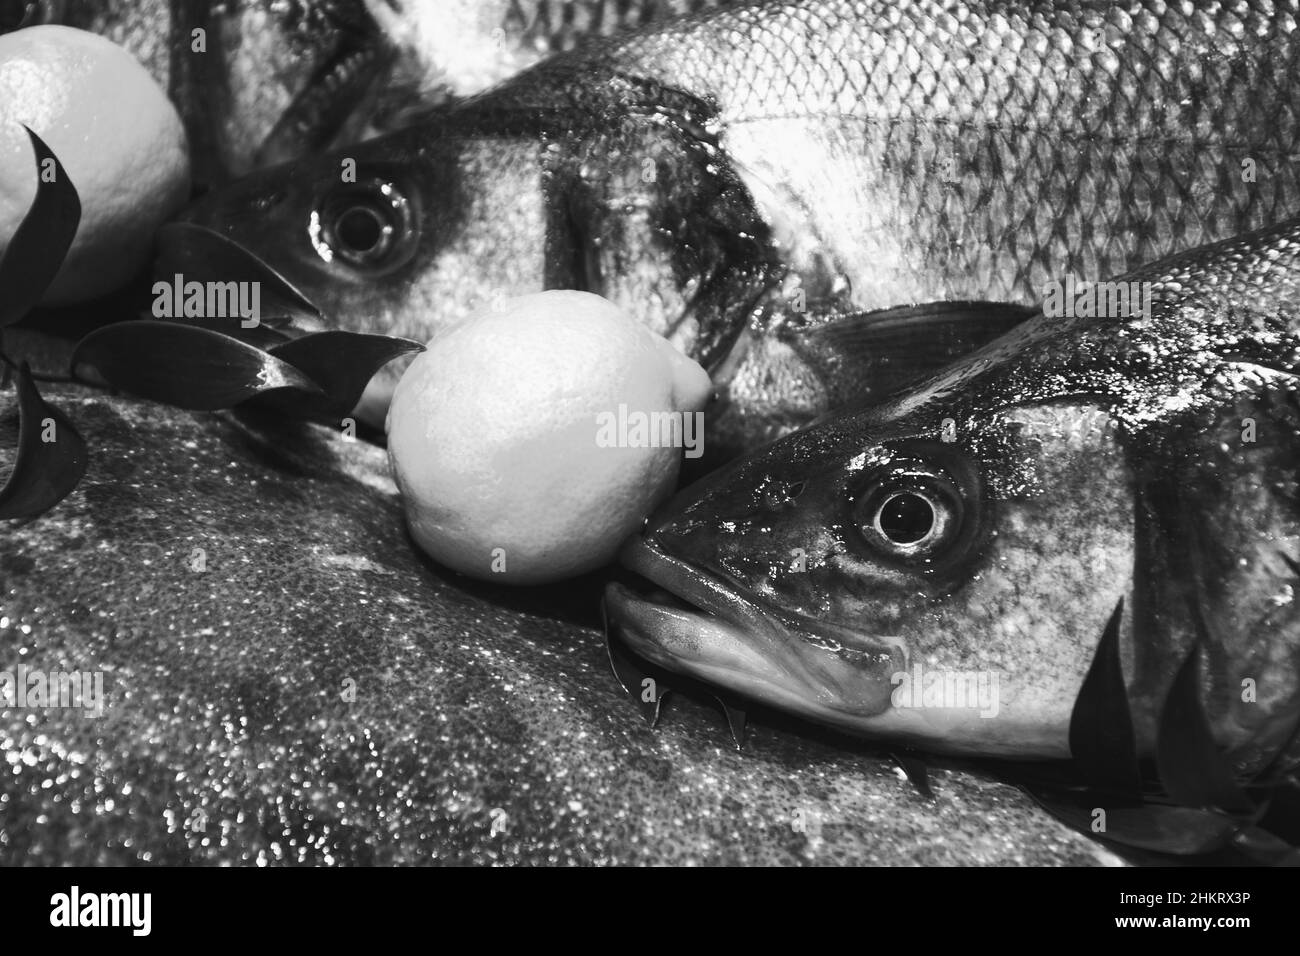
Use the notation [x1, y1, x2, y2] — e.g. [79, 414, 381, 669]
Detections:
[177, 78, 782, 423]
[611, 207, 1300, 765]
[176, 115, 557, 420]
[178, 119, 537, 333]
[610, 365, 1140, 758]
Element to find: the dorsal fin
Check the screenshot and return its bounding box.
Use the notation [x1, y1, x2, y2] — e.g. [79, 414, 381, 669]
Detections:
[784, 301, 1037, 409]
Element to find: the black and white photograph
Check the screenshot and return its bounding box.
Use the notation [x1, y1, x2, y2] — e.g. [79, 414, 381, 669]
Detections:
[0, 0, 1294, 911]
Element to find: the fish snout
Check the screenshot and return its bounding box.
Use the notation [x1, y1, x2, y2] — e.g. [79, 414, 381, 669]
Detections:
[611, 532, 905, 726]
[176, 161, 305, 240]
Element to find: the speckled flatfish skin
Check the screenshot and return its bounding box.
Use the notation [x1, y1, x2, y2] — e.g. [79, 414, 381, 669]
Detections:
[0, 387, 1114, 864]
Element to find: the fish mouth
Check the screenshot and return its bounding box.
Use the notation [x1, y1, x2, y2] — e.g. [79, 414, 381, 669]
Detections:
[607, 537, 907, 728]
[253, 38, 394, 169]
[158, 0, 400, 185]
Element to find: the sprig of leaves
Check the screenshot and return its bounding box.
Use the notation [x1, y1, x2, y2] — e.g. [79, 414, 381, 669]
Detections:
[0, 126, 88, 521]
[1, 126, 424, 523]
[71, 219, 423, 414]
[71, 321, 422, 416]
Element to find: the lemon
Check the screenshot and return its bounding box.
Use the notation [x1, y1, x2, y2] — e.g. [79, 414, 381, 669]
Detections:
[0, 25, 190, 304]
[386, 290, 713, 584]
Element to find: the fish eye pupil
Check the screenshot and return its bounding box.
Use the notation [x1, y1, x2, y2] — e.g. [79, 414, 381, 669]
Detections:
[877, 492, 934, 544]
[337, 205, 384, 253]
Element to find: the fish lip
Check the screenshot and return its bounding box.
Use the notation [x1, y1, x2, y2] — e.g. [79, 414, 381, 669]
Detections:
[253, 39, 394, 168]
[617, 535, 788, 646]
[616, 535, 903, 659]
[608, 537, 905, 721]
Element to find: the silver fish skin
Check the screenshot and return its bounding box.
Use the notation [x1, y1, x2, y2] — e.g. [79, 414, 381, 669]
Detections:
[609, 214, 1300, 772]
[368, 0, 731, 110]
[180, 0, 1300, 450]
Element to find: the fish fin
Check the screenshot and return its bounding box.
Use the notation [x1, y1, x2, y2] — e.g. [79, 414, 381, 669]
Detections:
[602, 601, 670, 728]
[1156, 642, 1257, 815]
[1149, 491, 1258, 815]
[783, 301, 1037, 408]
[1067, 598, 1144, 800]
[891, 751, 935, 800]
[714, 696, 747, 751]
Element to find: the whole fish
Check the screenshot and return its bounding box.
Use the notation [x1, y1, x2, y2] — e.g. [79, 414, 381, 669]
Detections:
[179, 0, 1300, 453]
[606, 213, 1300, 806]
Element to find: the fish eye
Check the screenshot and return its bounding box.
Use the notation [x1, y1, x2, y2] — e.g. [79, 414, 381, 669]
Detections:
[876, 492, 937, 543]
[309, 177, 418, 273]
[853, 461, 965, 563]
[336, 206, 386, 254]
